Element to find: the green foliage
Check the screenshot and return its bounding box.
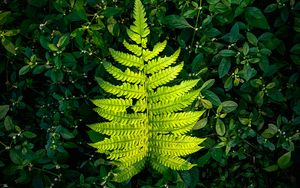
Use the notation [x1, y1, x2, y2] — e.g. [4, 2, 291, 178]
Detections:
[88, 0, 206, 182]
[0, 0, 299, 187]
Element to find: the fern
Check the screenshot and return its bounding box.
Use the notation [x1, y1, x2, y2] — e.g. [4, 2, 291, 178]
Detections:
[88, 0, 206, 182]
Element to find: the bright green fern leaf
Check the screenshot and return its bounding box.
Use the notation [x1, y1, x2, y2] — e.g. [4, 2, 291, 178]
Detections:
[88, 0, 206, 183]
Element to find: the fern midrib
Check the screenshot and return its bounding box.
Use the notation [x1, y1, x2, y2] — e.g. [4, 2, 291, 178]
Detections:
[141, 44, 151, 161]
[151, 116, 196, 123]
[136, 22, 152, 161]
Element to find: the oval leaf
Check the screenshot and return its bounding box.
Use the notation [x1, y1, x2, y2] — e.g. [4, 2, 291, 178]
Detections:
[216, 119, 226, 136]
[221, 101, 238, 113]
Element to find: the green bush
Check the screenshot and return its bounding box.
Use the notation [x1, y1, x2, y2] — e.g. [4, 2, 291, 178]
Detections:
[0, 0, 299, 187]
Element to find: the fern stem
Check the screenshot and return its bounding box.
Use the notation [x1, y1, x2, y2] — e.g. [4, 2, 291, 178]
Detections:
[191, 0, 202, 48]
[32, 166, 60, 177]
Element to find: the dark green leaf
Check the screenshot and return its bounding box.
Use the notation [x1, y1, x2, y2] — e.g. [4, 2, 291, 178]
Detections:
[268, 90, 285, 102]
[202, 90, 221, 106]
[57, 34, 70, 48]
[0, 160, 4, 167]
[246, 32, 258, 46]
[218, 58, 231, 78]
[210, 148, 223, 162]
[164, 15, 193, 29]
[0, 105, 9, 120]
[183, 9, 198, 18]
[263, 164, 278, 172]
[3, 29, 20, 36]
[255, 91, 264, 106]
[19, 65, 31, 76]
[48, 44, 59, 51]
[261, 124, 277, 139]
[181, 171, 192, 187]
[193, 118, 208, 130]
[200, 79, 215, 91]
[197, 152, 211, 167]
[201, 99, 213, 109]
[1, 38, 16, 54]
[39, 36, 50, 50]
[222, 23, 242, 43]
[10, 150, 23, 165]
[50, 70, 64, 83]
[219, 49, 236, 57]
[245, 7, 270, 29]
[224, 76, 233, 91]
[91, 30, 105, 49]
[290, 44, 300, 54]
[4, 116, 14, 131]
[239, 117, 250, 125]
[32, 175, 44, 188]
[216, 119, 226, 136]
[0, 11, 11, 25]
[23, 131, 37, 138]
[264, 4, 277, 13]
[87, 130, 104, 142]
[60, 127, 75, 139]
[240, 64, 257, 81]
[202, 15, 212, 26]
[28, 0, 48, 7]
[277, 152, 291, 169]
[191, 53, 204, 72]
[207, 0, 220, 4]
[222, 101, 238, 113]
[32, 65, 46, 74]
[102, 7, 123, 17]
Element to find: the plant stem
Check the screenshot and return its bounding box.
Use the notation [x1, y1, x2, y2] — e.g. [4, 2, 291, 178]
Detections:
[32, 166, 60, 177]
[0, 141, 9, 148]
[191, 0, 202, 47]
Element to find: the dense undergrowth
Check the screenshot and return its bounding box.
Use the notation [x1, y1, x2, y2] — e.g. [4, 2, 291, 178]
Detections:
[0, 0, 299, 187]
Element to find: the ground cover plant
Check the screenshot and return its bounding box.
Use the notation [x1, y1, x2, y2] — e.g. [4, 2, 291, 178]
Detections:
[0, 0, 299, 187]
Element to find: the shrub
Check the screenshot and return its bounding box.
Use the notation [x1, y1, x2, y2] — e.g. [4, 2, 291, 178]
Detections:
[0, 0, 299, 187]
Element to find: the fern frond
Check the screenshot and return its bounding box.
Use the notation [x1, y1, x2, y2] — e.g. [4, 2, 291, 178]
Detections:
[142, 40, 167, 61]
[123, 40, 142, 56]
[113, 159, 146, 183]
[89, 0, 206, 182]
[94, 108, 146, 125]
[149, 79, 200, 102]
[127, 28, 142, 45]
[132, 99, 147, 112]
[145, 48, 181, 74]
[151, 124, 194, 135]
[147, 63, 184, 89]
[91, 98, 132, 113]
[151, 134, 205, 147]
[96, 77, 146, 99]
[88, 122, 146, 136]
[149, 90, 200, 114]
[149, 135, 207, 156]
[109, 48, 143, 68]
[89, 135, 147, 152]
[150, 112, 202, 128]
[151, 145, 202, 156]
[150, 159, 169, 174]
[117, 148, 148, 167]
[103, 61, 145, 84]
[108, 146, 145, 160]
[171, 124, 197, 135]
[153, 155, 195, 170]
[131, 0, 149, 38]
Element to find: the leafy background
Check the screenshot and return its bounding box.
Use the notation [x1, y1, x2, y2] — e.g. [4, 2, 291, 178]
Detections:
[0, 0, 299, 187]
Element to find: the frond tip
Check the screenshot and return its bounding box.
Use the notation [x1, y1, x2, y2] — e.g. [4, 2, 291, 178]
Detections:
[88, 0, 206, 183]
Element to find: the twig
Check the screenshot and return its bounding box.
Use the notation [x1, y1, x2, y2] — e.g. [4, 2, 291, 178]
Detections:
[191, 0, 202, 47]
